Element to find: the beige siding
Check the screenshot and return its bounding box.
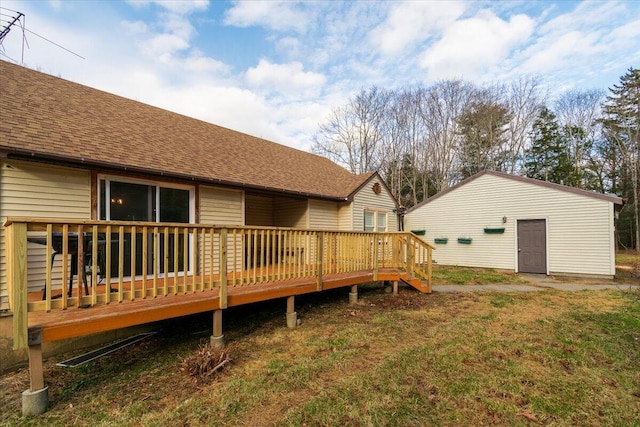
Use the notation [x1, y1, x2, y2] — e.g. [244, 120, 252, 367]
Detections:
[274, 197, 307, 228]
[337, 202, 352, 231]
[199, 186, 244, 272]
[404, 173, 616, 276]
[0, 160, 91, 309]
[308, 200, 339, 230]
[199, 186, 243, 225]
[352, 176, 398, 232]
[245, 195, 273, 226]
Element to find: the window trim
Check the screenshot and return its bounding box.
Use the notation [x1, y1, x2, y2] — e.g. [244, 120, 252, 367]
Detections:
[363, 208, 388, 232]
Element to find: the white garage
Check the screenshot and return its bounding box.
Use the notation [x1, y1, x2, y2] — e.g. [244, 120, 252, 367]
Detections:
[403, 170, 624, 278]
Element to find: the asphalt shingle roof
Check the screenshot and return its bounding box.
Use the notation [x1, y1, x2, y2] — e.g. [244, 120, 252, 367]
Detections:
[0, 61, 370, 200]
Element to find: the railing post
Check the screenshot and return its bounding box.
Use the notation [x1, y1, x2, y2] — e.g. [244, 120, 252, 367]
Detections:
[8, 222, 28, 350]
[406, 234, 414, 279]
[427, 246, 433, 289]
[219, 228, 228, 309]
[316, 231, 324, 291]
[372, 234, 379, 282]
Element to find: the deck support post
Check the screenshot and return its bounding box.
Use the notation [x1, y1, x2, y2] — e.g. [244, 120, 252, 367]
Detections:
[22, 328, 48, 415]
[211, 309, 224, 349]
[286, 296, 297, 328]
[392, 280, 399, 296]
[349, 285, 358, 304]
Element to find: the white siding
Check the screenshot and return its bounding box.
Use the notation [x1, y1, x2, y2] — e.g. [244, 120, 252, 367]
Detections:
[274, 197, 307, 228]
[308, 200, 339, 230]
[0, 160, 91, 308]
[199, 186, 243, 225]
[352, 176, 398, 232]
[404, 173, 616, 276]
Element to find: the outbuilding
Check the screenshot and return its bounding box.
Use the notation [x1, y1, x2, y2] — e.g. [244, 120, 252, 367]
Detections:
[403, 170, 624, 278]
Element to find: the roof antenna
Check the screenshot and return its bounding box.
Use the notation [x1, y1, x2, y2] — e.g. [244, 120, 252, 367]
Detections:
[0, 7, 85, 64]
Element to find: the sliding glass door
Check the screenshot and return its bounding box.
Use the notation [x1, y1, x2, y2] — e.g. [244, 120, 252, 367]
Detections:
[99, 177, 194, 277]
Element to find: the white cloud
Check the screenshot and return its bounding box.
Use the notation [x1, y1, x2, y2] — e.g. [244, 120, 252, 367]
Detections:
[275, 37, 302, 59]
[420, 10, 534, 80]
[120, 20, 148, 35]
[245, 59, 326, 96]
[369, 1, 466, 55]
[126, 0, 209, 15]
[184, 52, 229, 73]
[521, 31, 600, 74]
[224, 1, 309, 33]
[139, 33, 190, 61]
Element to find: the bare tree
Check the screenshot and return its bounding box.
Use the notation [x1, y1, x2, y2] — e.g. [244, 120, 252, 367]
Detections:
[503, 76, 545, 174]
[312, 87, 391, 174]
[420, 80, 474, 192]
[555, 89, 605, 189]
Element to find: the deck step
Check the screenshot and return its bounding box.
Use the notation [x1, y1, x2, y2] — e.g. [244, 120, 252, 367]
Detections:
[401, 277, 432, 293]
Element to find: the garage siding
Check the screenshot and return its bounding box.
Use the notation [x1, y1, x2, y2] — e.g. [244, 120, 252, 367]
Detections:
[404, 173, 616, 276]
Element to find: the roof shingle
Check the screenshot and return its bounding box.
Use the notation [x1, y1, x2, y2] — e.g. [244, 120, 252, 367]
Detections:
[0, 61, 367, 200]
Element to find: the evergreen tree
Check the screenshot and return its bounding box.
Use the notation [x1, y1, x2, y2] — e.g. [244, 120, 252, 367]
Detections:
[525, 107, 575, 184]
[601, 67, 640, 251]
[457, 100, 510, 178]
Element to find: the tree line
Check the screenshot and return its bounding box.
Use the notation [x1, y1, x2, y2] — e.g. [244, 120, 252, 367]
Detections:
[312, 68, 639, 251]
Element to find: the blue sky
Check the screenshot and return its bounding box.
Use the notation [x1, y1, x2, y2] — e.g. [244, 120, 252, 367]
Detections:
[1, 1, 639, 151]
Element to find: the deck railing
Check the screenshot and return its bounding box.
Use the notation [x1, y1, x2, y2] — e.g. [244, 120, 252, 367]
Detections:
[5, 218, 433, 348]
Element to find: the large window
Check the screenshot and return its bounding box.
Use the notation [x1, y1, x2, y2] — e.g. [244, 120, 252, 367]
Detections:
[99, 177, 194, 277]
[364, 210, 388, 232]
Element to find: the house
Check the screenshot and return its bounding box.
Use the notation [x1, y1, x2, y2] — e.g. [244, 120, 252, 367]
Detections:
[404, 170, 623, 278]
[0, 60, 423, 381]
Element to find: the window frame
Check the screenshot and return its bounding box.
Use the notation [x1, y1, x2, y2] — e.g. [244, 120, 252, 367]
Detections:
[97, 175, 196, 278]
[363, 209, 388, 232]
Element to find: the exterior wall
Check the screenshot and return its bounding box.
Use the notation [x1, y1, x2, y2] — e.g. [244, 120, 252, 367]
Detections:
[308, 200, 339, 230]
[337, 202, 352, 231]
[199, 185, 244, 272]
[0, 160, 92, 309]
[352, 176, 398, 232]
[199, 186, 244, 225]
[245, 194, 273, 226]
[274, 197, 307, 228]
[404, 173, 616, 276]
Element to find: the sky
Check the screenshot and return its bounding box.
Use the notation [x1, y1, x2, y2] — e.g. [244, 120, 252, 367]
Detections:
[1, 0, 639, 151]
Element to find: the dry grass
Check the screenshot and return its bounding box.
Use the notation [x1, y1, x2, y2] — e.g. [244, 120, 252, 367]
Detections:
[1, 284, 639, 426]
[617, 251, 640, 282]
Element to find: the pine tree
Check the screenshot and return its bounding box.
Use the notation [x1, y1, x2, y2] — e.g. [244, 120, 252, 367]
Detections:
[525, 107, 575, 184]
[601, 67, 640, 251]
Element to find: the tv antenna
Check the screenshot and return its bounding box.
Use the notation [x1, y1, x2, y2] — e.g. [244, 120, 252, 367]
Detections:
[0, 7, 84, 64]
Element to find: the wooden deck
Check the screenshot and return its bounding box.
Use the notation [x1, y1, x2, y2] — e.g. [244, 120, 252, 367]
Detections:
[26, 267, 424, 343]
[5, 219, 433, 407]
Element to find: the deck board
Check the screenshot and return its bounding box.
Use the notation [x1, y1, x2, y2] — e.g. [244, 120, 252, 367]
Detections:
[28, 268, 413, 342]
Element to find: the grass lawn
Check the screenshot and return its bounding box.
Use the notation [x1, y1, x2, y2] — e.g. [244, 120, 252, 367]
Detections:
[1, 283, 639, 426]
[432, 265, 532, 285]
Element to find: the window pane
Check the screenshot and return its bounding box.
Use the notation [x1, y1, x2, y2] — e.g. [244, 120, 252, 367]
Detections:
[160, 187, 190, 223]
[364, 211, 375, 231]
[377, 212, 387, 232]
[109, 181, 153, 221]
